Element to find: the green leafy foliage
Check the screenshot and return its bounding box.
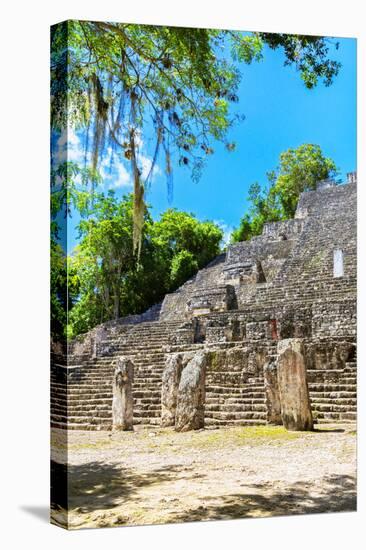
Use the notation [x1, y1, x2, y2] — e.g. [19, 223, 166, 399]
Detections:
[231, 144, 338, 242]
[259, 33, 340, 89]
[170, 251, 199, 289]
[64, 195, 223, 337]
[51, 239, 79, 338]
[51, 22, 341, 252]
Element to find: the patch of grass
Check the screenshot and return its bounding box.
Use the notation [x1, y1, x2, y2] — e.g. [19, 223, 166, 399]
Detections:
[216, 425, 302, 445]
[237, 425, 302, 439]
[54, 424, 314, 457]
[146, 425, 303, 453]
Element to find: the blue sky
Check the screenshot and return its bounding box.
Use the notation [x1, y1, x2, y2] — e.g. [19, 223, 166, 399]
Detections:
[58, 34, 356, 252]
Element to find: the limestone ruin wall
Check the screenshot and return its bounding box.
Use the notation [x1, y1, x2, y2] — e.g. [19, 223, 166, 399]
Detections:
[51, 173, 357, 430]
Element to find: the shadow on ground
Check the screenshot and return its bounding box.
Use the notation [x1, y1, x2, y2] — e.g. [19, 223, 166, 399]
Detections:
[169, 474, 356, 523]
[52, 454, 356, 526]
[313, 428, 345, 433]
[51, 459, 185, 513]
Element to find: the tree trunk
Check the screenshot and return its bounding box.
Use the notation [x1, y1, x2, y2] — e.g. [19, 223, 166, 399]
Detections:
[113, 291, 120, 320]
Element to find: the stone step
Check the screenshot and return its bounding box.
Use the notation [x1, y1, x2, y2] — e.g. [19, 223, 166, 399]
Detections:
[67, 392, 112, 400]
[308, 383, 356, 391]
[315, 418, 350, 424]
[62, 385, 112, 393]
[310, 397, 356, 405]
[51, 421, 112, 431]
[65, 390, 162, 400]
[52, 413, 112, 423]
[131, 403, 161, 412]
[133, 397, 161, 404]
[311, 403, 357, 412]
[314, 411, 357, 421]
[133, 410, 161, 418]
[133, 390, 161, 398]
[206, 403, 266, 412]
[310, 390, 357, 399]
[206, 396, 265, 404]
[204, 411, 266, 421]
[206, 386, 264, 395]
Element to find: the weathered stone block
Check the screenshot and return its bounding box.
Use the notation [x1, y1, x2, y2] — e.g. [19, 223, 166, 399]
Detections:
[246, 321, 272, 340]
[277, 339, 313, 431]
[263, 359, 282, 425]
[168, 321, 195, 345]
[161, 354, 184, 427]
[205, 326, 227, 343]
[112, 357, 134, 431]
[175, 351, 207, 432]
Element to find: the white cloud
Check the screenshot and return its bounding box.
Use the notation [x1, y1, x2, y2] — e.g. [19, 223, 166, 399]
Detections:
[53, 127, 161, 191]
[140, 152, 162, 181]
[55, 127, 85, 164]
[111, 159, 132, 189]
[214, 220, 234, 246]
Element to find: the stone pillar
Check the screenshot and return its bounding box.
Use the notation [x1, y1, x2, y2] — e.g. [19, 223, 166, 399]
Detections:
[277, 339, 313, 431]
[263, 359, 282, 425]
[175, 351, 207, 432]
[112, 356, 134, 431]
[161, 354, 184, 427]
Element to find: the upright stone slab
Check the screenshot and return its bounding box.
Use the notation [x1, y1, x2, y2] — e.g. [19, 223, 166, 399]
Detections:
[263, 359, 282, 425]
[175, 351, 207, 432]
[161, 353, 184, 427]
[277, 339, 313, 431]
[112, 356, 134, 431]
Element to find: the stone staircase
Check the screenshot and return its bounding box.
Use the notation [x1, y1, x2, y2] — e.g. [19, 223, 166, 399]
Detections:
[52, 180, 357, 430]
[203, 342, 277, 426]
[204, 380, 267, 426]
[51, 320, 182, 430]
[308, 360, 357, 423]
[52, 317, 357, 429]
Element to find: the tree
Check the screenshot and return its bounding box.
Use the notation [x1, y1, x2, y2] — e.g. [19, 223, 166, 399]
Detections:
[232, 144, 338, 242]
[68, 195, 223, 336]
[152, 209, 223, 288]
[50, 239, 79, 339]
[51, 21, 341, 253]
[70, 193, 137, 329]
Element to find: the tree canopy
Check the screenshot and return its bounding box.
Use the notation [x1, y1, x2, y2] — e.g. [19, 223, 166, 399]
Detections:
[51, 21, 341, 253]
[231, 144, 338, 242]
[62, 194, 223, 337]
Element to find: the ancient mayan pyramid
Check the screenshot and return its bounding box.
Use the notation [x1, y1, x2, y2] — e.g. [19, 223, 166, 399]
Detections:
[51, 172, 357, 430]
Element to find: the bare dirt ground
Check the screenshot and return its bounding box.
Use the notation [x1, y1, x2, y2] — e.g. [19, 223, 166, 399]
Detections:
[51, 423, 356, 529]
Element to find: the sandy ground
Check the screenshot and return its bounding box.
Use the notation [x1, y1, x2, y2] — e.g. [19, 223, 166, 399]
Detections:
[51, 424, 357, 529]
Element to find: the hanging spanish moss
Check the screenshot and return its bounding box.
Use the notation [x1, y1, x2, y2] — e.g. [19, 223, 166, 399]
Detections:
[80, 73, 166, 259]
[144, 123, 163, 191]
[130, 131, 145, 259]
[129, 92, 145, 259]
[164, 142, 174, 204]
[90, 74, 108, 186]
[164, 111, 174, 204]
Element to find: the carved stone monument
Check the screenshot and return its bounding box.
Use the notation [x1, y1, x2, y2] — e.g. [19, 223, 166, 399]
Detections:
[112, 356, 134, 431]
[175, 351, 207, 432]
[161, 353, 184, 427]
[277, 339, 313, 431]
[263, 359, 282, 425]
